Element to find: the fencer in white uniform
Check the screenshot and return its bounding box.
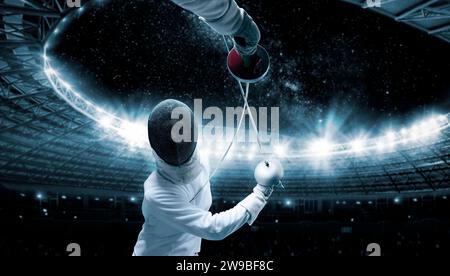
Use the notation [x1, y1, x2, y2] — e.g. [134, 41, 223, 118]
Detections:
[133, 1, 282, 256]
[133, 99, 283, 256]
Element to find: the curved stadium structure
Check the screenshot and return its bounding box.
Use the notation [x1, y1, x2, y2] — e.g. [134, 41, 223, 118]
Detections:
[0, 0, 449, 202]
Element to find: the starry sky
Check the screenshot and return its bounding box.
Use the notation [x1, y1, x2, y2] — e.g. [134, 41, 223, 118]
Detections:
[47, 0, 450, 139]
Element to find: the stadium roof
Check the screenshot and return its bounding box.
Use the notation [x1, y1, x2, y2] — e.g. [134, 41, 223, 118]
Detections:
[1, 0, 449, 199]
[343, 0, 450, 43]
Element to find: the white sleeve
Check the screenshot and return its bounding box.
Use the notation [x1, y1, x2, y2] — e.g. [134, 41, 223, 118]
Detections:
[170, 0, 244, 35]
[146, 190, 266, 241]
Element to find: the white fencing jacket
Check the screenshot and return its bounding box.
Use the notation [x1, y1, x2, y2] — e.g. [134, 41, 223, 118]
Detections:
[170, 0, 245, 35]
[133, 153, 267, 256]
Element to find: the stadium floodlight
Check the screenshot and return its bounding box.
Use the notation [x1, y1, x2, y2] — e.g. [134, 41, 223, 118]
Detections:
[99, 116, 114, 129]
[409, 125, 420, 141]
[44, 67, 55, 76]
[385, 131, 396, 142]
[423, 117, 441, 136]
[119, 121, 147, 147]
[383, 131, 397, 149]
[400, 128, 408, 137]
[274, 144, 287, 157]
[309, 139, 333, 156]
[419, 121, 433, 137]
[199, 147, 211, 160]
[243, 145, 256, 160]
[350, 139, 365, 153]
[246, 153, 254, 160]
[375, 139, 386, 152]
[60, 80, 72, 90]
[436, 115, 448, 124]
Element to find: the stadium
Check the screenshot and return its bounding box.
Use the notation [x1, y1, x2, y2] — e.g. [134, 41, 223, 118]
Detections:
[0, 0, 449, 256]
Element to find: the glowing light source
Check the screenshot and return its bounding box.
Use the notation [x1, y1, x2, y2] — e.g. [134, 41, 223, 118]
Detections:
[400, 128, 408, 137]
[246, 153, 254, 160]
[419, 117, 441, 138]
[419, 122, 432, 136]
[274, 144, 287, 157]
[241, 144, 256, 160]
[44, 67, 55, 76]
[119, 121, 147, 147]
[385, 131, 396, 142]
[428, 117, 440, 129]
[199, 147, 211, 160]
[394, 197, 401, 204]
[383, 131, 396, 149]
[409, 125, 420, 141]
[436, 115, 447, 124]
[60, 80, 72, 90]
[350, 139, 365, 153]
[99, 116, 114, 129]
[309, 139, 333, 156]
[36, 193, 43, 200]
[376, 139, 386, 152]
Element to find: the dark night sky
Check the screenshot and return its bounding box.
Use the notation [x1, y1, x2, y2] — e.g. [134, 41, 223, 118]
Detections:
[47, 0, 450, 139]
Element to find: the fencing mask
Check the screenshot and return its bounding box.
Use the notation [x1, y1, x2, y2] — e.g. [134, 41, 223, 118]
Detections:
[148, 99, 198, 166]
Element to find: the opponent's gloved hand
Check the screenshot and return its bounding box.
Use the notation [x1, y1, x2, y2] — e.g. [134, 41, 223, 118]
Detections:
[253, 159, 284, 200]
[232, 11, 261, 56]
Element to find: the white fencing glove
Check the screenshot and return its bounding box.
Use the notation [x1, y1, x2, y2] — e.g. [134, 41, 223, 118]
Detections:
[232, 11, 261, 56]
[238, 159, 284, 225]
[253, 159, 284, 200]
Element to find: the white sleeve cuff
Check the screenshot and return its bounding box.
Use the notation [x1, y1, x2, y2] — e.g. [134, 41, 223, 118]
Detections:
[204, 4, 244, 35]
[238, 192, 267, 225]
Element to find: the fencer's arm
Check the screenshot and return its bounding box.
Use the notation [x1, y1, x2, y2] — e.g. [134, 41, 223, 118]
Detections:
[146, 191, 266, 241]
[170, 0, 244, 35]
